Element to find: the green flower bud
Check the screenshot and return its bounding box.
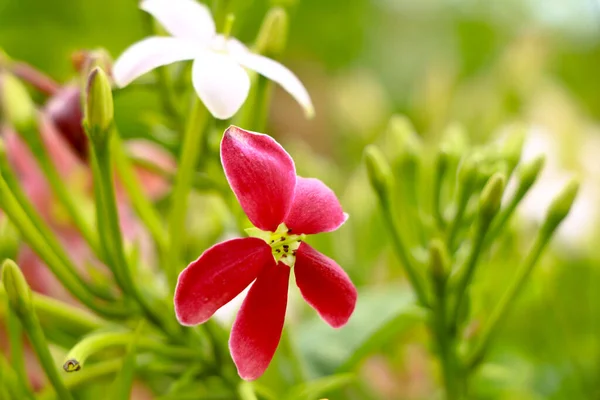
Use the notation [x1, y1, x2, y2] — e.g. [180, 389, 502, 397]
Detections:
[457, 154, 479, 190]
[1, 259, 32, 315]
[429, 239, 449, 284]
[440, 123, 469, 163]
[501, 125, 526, 172]
[255, 7, 288, 57]
[364, 144, 393, 201]
[517, 155, 545, 193]
[542, 179, 579, 235]
[479, 173, 506, 225]
[387, 115, 422, 167]
[0, 71, 36, 132]
[83, 67, 113, 150]
[0, 216, 20, 261]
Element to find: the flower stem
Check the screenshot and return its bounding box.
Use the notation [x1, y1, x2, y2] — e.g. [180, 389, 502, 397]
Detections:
[92, 140, 177, 335]
[379, 195, 429, 307]
[0, 352, 35, 400]
[8, 296, 74, 399]
[64, 331, 198, 371]
[19, 122, 103, 260]
[37, 359, 122, 400]
[0, 175, 132, 318]
[466, 229, 553, 369]
[166, 98, 209, 289]
[5, 306, 30, 393]
[450, 223, 488, 328]
[0, 149, 115, 301]
[0, 285, 104, 333]
[111, 135, 167, 253]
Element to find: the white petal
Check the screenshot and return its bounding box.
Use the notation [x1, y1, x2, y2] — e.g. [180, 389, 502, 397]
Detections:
[113, 37, 198, 87]
[140, 0, 215, 42]
[191, 52, 250, 120]
[233, 49, 314, 118]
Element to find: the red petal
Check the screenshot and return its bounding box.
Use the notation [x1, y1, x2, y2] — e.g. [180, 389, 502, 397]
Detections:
[229, 262, 290, 381]
[294, 243, 357, 328]
[174, 238, 274, 326]
[284, 176, 347, 235]
[221, 126, 296, 232]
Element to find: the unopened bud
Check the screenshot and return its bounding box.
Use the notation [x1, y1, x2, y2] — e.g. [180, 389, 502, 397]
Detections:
[542, 179, 579, 235]
[501, 125, 526, 172]
[429, 239, 449, 284]
[517, 155, 545, 193]
[365, 145, 393, 201]
[84, 67, 113, 149]
[255, 7, 288, 57]
[440, 123, 469, 164]
[0, 216, 20, 261]
[46, 85, 88, 160]
[457, 154, 479, 190]
[0, 72, 36, 132]
[1, 259, 33, 315]
[387, 115, 422, 166]
[479, 173, 506, 225]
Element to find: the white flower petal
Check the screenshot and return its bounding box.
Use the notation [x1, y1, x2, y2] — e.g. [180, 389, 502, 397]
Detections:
[113, 36, 198, 87]
[140, 0, 215, 42]
[191, 52, 250, 120]
[233, 49, 314, 118]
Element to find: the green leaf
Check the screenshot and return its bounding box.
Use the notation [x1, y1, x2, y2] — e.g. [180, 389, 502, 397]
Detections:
[282, 373, 354, 400]
[297, 285, 425, 376]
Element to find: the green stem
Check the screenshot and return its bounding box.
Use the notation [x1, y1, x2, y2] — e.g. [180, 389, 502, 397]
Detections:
[450, 221, 489, 328]
[93, 141, 175, 335]
[379, 195, 429, 307]
[37, 359, 122, 400]
[20, 124, 102, 259]
[112, 135, 167, 253]
[64, 331, 198, 370]
[0, 154, 115, 301]
[467, 229, 553, 369]
[0, 352, 34, 400]
[6, 306, 29, 393]
[446, 188, 472, 251]
[433, 156, 447, 230]
[0, 176, 132, 318]
[483, 187, 527, 248]
[18, 305, 74, 399]
[166, 98, 209, 288]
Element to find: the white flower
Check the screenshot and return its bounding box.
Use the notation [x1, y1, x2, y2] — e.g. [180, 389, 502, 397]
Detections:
[113, 0, 314, 120]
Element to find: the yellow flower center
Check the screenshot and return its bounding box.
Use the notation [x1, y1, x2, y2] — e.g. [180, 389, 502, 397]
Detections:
[245, 223, 304, 267]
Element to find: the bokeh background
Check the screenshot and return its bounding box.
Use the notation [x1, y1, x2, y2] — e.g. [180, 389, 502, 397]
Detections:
[1, 0, 600, 399]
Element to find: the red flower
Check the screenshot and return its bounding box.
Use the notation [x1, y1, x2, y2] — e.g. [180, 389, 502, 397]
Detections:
[174, 126, 357, 380]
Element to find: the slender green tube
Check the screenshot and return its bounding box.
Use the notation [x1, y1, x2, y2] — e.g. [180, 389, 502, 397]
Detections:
[19, 123, 102, 259]
[2, 260, 74, 400]
[93, 142, 177, 336]
[37, 360, 122, 400]
[0, 286, 104, 333]
[0, 177, 132, 318]
[111, 135, 167, 253]
[166, 98, 209, 288]
[6, 307, 30, 393]
[63, 331, 197, 371]
[467, 230, 552, 369]
[0, 151, 114, 301]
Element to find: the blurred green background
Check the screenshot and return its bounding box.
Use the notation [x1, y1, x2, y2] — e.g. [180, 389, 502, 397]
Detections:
[2, 0, 600, 399]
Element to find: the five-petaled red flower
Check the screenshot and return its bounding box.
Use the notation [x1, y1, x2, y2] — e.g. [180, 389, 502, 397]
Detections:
[174, 126, 357, 380]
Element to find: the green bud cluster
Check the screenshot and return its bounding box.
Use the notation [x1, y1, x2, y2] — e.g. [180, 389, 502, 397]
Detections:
[364, 117, 579, 396]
